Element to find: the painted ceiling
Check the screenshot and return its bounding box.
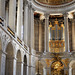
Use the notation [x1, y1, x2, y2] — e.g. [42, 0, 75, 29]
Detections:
[36, 0, 73, 5]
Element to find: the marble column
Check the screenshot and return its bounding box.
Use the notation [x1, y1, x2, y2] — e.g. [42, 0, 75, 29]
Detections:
[44, 14, 49, 52]
[27, 4, 34, 52]
[17, 0, 23, 38]
[72, 14, 75, 51]
[9, 0, 16, 31]
[30, 7, 34, 51]
[64, 13, 69, 52]
[27, 4, 31, 48]
[24, 2, 29, 44]
[0, 0, 5, 19]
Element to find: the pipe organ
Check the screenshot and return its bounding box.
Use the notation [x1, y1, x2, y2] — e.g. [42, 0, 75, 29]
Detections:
[49, 19, 65, 53]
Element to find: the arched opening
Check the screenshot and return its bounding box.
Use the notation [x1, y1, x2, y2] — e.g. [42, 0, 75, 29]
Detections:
[16, 50, 21, 75]
[51, 61, 64, 75]
[23, 55, 27, 75]
[69, 60, 75, 75]
[5, 42, 14, 75]
[35, 60, 43, 75]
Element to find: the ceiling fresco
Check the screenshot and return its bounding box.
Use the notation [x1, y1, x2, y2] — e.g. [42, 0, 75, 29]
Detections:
[36, 0, 73, 5]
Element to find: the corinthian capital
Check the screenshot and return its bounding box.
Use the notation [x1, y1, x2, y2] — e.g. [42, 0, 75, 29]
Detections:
[63, 13, 68, 17]
[44, 13, 50, 19]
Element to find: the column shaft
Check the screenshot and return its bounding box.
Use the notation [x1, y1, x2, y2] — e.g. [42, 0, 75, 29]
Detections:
[64, 13, 69, 52]
[17, 0, 23, 38]
[27, 4, 31, 48]
[30, 8, 34, 51]
[9, 0, 16, 31]
[27, 4, 34, 52]
[24, 4, 29, 44]
[44, 14, 49, 52]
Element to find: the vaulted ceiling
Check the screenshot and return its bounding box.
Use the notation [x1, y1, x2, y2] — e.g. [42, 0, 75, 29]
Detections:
[36, 0, 73, 5]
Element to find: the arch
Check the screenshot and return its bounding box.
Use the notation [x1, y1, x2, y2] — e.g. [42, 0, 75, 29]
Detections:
[69, 60, 75, 75]
[16, 50, 22, 75]
[23, 55, 27, 75]
[5, 42, 14, 75]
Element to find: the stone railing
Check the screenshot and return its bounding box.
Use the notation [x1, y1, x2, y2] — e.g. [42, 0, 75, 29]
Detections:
[0, 17, 29, 52]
